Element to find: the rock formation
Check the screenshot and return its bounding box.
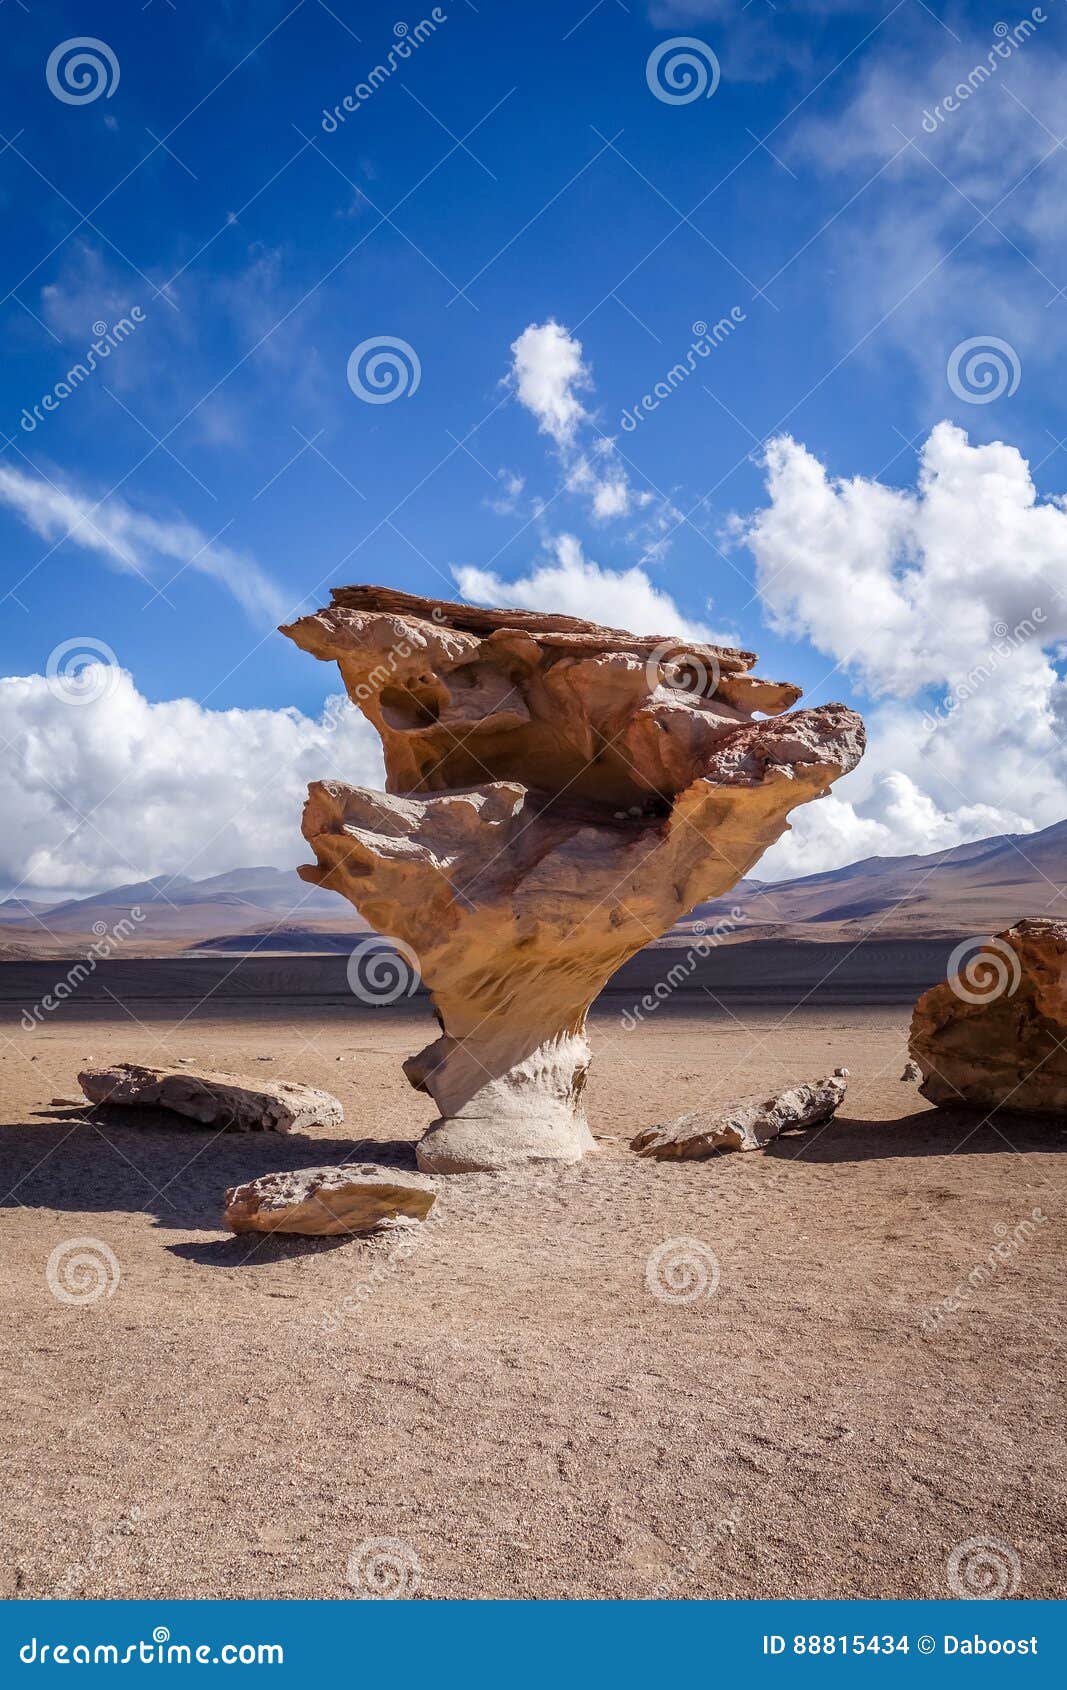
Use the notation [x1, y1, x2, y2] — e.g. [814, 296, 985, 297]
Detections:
[224, 1164, 436, 1236]
[78, 1064, 343, 1133]
[909, 919, 1067, 1115]
[631, 1068, 849, 1158]
[281, 585, 864, 1173]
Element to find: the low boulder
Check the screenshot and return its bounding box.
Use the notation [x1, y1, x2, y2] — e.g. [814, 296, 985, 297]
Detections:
[77, 1063, 343, 1133]
[631, 1069, 849, 1159]
[224, 1164, 437, 1236]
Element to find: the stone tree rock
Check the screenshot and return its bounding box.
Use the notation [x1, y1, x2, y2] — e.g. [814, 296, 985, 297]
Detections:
[909, 919, 1067, 1115]
[281, 586, 864, 1173]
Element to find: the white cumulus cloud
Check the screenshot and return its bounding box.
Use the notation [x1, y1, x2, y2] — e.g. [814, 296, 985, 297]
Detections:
[508, 321, 638, 524]
[453, 533, 731, 642]
[509, 320, 591, 448]
[742, 423, 1067, 876]
[0, 666, 383, 899]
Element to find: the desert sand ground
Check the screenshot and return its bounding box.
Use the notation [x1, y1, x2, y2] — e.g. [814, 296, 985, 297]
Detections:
[0, 991, 1063, 1601]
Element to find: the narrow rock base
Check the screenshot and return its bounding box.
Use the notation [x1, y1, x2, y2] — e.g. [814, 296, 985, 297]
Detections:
[416, 1112, 595, 1175]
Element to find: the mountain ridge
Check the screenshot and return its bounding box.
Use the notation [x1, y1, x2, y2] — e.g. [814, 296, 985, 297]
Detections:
[1, 819, 1063, 955]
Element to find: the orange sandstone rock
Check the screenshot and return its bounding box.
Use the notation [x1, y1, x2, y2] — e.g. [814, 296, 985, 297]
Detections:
[909, 919, 1067, 1115]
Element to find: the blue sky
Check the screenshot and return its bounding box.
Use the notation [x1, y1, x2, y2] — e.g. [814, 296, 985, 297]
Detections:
[3, 0, 1067, 896]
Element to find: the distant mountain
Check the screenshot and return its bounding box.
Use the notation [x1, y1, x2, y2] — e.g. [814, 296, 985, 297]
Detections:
[0, 866, 358, 942]
[673, 817, 1067, 943]
[1, 820, 1064, 957]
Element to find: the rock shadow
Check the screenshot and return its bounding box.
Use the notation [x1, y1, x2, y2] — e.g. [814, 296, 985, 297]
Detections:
[765, 1109, 1067, 1164]
[0, 1106, 422, 1232]
[166, 1232, 359, 1267]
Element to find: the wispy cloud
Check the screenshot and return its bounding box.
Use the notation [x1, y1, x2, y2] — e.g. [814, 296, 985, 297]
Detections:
[0, 462, 288, 622]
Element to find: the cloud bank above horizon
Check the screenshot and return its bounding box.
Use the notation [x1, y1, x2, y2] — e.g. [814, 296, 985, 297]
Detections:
[3, 316, 1066, 897]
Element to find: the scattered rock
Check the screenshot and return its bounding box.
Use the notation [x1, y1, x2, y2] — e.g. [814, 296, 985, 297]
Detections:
[50, 1095, 85, 1108]
[900, 1060, 921, 1082]
[77, 1063, 344, 1133]
[282, 585, 864, 1174]
[909, 919, 1067, 1115]
[223, 1164, 437, 1236]
[631, 1069, 849, 1159]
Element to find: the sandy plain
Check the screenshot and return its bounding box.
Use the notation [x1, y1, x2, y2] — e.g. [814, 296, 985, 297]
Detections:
[0, 989, 1063, 1601]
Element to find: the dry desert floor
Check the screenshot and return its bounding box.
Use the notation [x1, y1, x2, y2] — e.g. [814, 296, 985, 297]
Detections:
[1, 991, 1064, 1601]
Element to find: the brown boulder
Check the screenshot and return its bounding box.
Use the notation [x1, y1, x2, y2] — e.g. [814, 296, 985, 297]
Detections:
[909, 919, 1067, 1115]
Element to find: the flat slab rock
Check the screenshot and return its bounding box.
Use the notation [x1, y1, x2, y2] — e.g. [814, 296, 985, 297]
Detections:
[631, 1069, 849, 1159]
[77, 1063, 343, 1134]
[224, 1164, 437, 1236]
